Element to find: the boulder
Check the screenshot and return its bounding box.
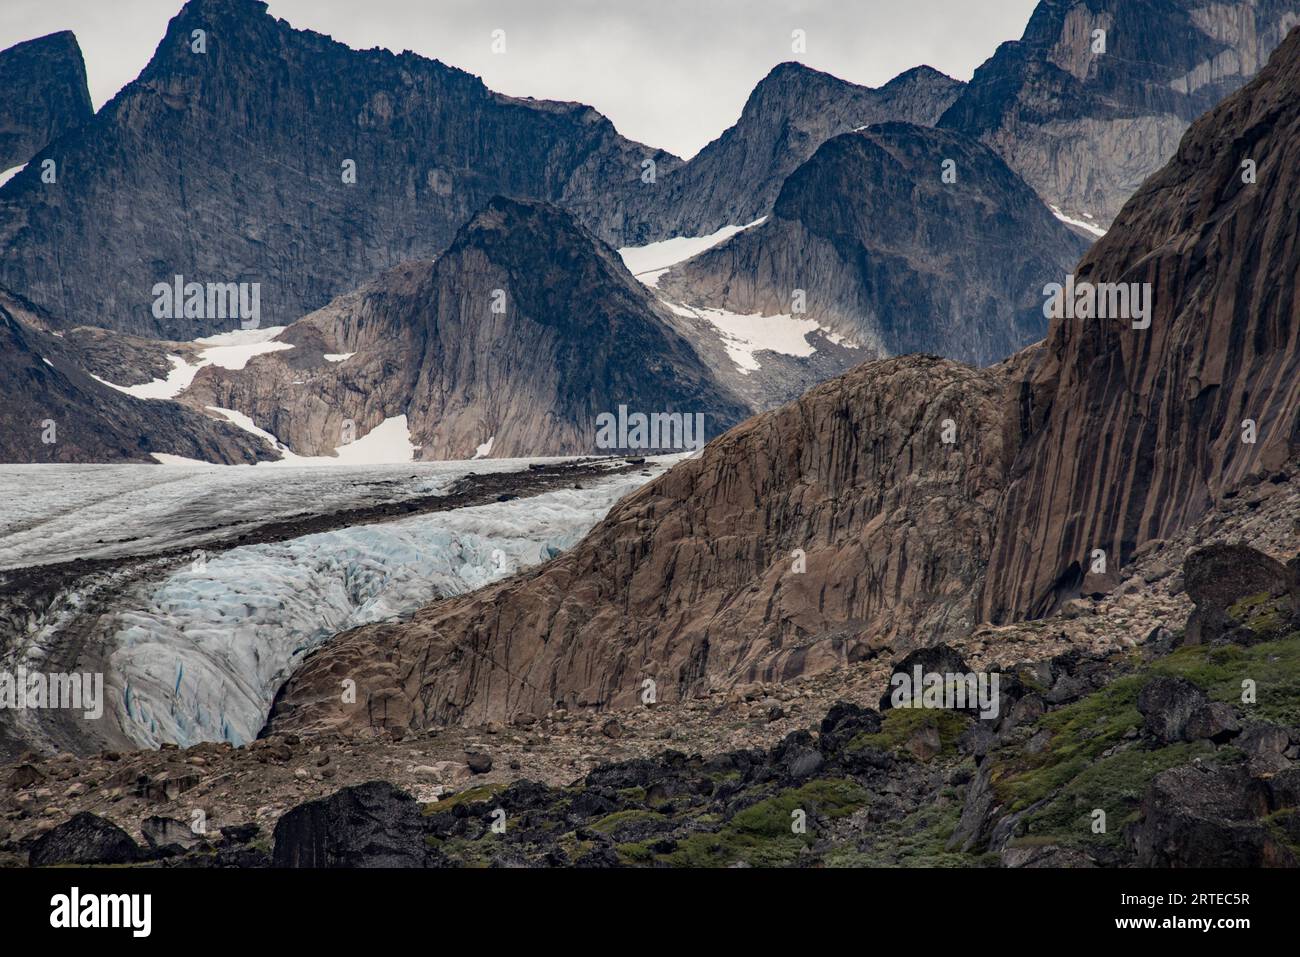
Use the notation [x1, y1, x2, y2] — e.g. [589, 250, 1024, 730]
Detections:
[29, 812, 140, 866]
[879, 644, 972, 712]
[141, 815, 202, 849]
[1183, 703, 1241, 744]
[1131, 766, 1294, 867]
[1181, 545, 1290, 646]
[1136, 676, 1207, 744]
[272, 781, 433, 868]
[465, 752, 493, 775]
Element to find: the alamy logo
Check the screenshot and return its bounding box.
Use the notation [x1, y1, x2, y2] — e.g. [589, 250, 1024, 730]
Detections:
[152, 275, 261, 329]
[1043, 275, 1152, 329]
[889, 667, 1000, 720]
[596, 405, 705, 452]
[0, 668, 103, 720]
[50, 887, 151, 937]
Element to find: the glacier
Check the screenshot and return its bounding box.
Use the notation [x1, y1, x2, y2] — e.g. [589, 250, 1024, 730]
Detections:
[103, 467, 662, 749]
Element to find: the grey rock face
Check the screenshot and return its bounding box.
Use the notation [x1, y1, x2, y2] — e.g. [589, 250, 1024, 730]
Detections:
[940, 0, 1300, 225]
[184, 197, 749, 459]
[636, 62, 964, 241]
[659, 123, 1090, 367]
[0, 31, 92, 172]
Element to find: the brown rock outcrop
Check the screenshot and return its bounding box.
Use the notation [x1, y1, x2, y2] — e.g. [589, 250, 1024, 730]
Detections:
[267, 353, 1023, 733]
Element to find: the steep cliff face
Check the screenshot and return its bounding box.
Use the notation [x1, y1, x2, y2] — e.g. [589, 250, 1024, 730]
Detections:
[0, 297, 272, 464]
[0, 0, 679, 339]
[980, 25, 1300, 622]
[658, 123, 1090, 367]
[939, 0, 1300, 225]
[267, 353, 1025, 733]
[185, 197, 749, 459]
[635, 63, 964, 242]
[0, 31, 92, 173]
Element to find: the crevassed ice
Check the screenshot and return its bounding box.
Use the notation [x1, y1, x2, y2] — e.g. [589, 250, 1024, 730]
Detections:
[108, 470, 655, 749]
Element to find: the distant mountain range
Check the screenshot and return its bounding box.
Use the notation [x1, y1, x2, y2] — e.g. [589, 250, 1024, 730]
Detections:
[939, 0, 1300, 225]
[1, 0, 1298, 464]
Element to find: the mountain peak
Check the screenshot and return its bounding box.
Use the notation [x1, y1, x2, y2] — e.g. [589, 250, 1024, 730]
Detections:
[0, 29, 92, 171]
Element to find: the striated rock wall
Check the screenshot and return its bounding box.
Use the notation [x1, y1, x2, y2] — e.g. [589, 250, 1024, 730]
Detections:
[980, 25, 1300, 621]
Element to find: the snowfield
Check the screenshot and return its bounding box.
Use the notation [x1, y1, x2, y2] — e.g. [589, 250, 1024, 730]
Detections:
[618, 222, 859, 372]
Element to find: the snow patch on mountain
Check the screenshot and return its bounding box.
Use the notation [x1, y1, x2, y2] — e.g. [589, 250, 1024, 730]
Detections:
[169, 411, 416, 466]
[662, 300, 845, 373]
[1049, 205, 1107, 238]
[618, 219, 765, 287]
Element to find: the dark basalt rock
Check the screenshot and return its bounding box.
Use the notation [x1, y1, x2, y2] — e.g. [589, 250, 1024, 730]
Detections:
[879, 644, 973, 712]
[1136, 676, 1208, 745]
[271, 781, 432, 868]
[1184, 545, 1288, 610]
[1182, 545, 1293, 646]
[1130, 766, 1296, 867]
[29, 812, 141, 867]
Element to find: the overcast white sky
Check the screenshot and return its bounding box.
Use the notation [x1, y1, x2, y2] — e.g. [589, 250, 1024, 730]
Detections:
[2, 0, 1039, 159]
